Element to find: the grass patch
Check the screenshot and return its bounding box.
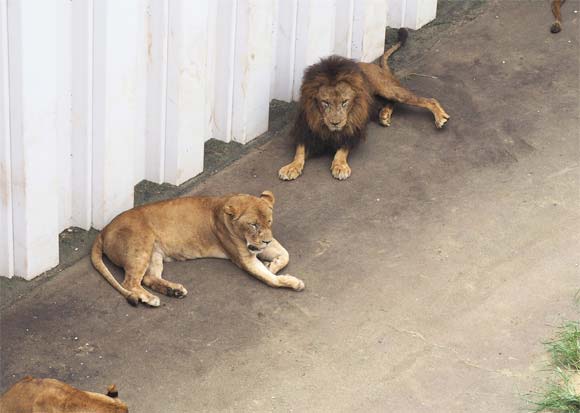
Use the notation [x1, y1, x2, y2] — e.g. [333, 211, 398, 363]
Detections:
[529, 321, 580, 412]
[530, 369, 580, 413]
[545, 322, 580, 371]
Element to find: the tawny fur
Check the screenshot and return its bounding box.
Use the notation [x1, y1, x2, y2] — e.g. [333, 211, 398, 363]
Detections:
[91, 191, 304, 307]
[0, 377, 128, 413]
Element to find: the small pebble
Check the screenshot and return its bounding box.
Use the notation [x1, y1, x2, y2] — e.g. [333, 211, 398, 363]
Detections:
[501, 60, 506, 64]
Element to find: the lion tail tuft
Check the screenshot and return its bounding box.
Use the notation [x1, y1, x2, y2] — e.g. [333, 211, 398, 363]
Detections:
[91, 233, 139, 306]
[397, 28, 408, 46]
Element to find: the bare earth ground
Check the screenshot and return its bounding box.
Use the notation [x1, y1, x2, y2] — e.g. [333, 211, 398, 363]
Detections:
[1, 1, 579, 412]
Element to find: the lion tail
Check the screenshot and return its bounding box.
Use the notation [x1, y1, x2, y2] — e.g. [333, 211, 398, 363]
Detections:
[381, 28, 409, 68]
[91, 233, 139, 306]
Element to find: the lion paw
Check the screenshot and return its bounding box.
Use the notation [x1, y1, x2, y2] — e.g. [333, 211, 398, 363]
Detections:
[379, 108, 393, 127]
[141, 294, 161, 307]
[331, 162, 351, 180]
[277, 275, 305, 291]
[168, 284, 188, 298]
[278, 163, 303, 181]
[435, 111, 450, 129]
[379, 116, 392, 127]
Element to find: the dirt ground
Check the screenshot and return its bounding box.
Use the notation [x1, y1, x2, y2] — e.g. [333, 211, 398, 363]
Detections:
[1, 1, 579, 412]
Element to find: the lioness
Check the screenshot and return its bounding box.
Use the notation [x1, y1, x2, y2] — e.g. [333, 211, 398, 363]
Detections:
[279, 28, 449, 181]
[0, 376, 128, 413]
[91, 191, 304, 307]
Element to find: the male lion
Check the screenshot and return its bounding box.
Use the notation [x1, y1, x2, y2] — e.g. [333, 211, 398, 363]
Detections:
[279, 28, 449, 181]
[0, 376, 128, 413]
[91, 191, 304, 307]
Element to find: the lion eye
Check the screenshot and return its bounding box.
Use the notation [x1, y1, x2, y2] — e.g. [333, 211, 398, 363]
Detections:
[321, 101, 329, 109]
[250, 223, 258, 230]
[342, 100, 349, 107]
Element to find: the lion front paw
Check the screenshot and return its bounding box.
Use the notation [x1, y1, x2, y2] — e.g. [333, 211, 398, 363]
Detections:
[277, 275, 305, 291]
[278, 162, 303, 181]
[331, 161, 351, 180]
[167, 284, 188, 298]
[435, 110, 450, 129]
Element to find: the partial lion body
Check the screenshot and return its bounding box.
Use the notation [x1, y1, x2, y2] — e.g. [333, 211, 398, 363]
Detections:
[0, 377, 128, 413]
[279, 28, 449, 181]
[551, 0, 566, 33]
[91, 191, 304, 307]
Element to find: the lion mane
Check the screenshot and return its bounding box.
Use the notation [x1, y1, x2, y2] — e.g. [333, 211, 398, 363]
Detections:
[293, 56, 373, 155]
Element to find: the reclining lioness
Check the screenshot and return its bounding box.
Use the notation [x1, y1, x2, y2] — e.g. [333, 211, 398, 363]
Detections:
[0, 376, 128, 413]
[91, 191, 304, 307]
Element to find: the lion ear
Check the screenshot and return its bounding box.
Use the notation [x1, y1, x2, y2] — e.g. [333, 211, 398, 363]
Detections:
[260, 191, 275, 207]
[224, 203, 239, 219]
[106, 384, 119, 398]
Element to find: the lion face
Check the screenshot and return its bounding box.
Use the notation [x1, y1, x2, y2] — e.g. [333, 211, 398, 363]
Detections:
[224, 191, 275, 253]
[317, 82, 357, 131]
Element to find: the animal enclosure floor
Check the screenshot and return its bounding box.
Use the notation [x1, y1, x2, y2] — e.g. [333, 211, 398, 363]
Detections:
[1, 1, 579, 411]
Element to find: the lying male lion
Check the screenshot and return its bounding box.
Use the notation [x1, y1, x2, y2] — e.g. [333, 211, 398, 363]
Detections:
[91, 191, 304, 307]
[0, 376, 128, 413]
[279, 28, 449, 181]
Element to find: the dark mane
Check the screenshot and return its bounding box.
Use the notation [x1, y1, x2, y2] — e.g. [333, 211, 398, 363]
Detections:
[293, 55, 373, 156]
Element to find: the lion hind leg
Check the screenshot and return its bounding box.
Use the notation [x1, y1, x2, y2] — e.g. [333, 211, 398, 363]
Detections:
[142, 250, 188, 298]
[122, 253, 161, 307]
[551, 0, 564, 33]
[379, 103, 395, 127]
[378, 84, 449, 128]
[258, 239, 289, 274]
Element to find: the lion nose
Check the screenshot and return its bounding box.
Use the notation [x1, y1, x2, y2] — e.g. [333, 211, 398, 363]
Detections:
[331, 121, 341, 126]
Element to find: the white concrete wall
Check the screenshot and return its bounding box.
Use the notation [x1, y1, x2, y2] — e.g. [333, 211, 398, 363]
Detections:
[387, 0, 438, 29]
[0, 0, 437, 280]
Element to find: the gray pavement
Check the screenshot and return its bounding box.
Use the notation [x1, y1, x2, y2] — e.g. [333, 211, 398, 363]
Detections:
[1, 1, 579, 412]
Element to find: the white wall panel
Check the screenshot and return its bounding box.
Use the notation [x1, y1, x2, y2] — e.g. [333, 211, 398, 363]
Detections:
[210, 0, 238, 143]
[133, 0, 148, 186]
[292, 0, 336, 101]
[144, 0, 168, 184]
[70, 0, 93, 230]
[407, 0, 437, 30]
[56, 0, 73, 232]
[231, 0, 274, 144]
[0, 0, 14, 278]
[352, 0, 388, 62]
[270, 0, 298, 102]
[164, 0, 209, 185]
[92, 0, 142, 229]
[334, 0, 354, 58]
[7, 0, 60, 279]
[387, 0, 437, 29]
